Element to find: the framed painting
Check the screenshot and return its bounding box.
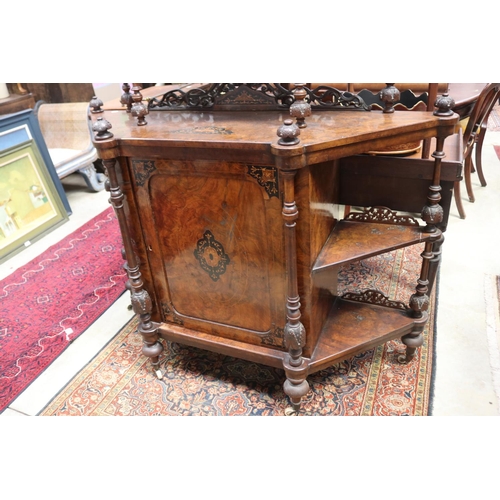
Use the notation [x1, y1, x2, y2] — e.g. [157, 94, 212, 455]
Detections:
[0, 109, 71, 264]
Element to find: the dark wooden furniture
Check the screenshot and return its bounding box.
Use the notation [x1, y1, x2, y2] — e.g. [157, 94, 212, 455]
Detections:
[455, 83, 500, 215]
[21, 84, 95, 105]
[91, 84, 459, 412]
[448, 83, 486, 118]
[0, 93, 35, 116]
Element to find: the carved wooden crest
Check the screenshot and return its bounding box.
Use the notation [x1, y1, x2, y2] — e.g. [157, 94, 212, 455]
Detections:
[148, 84, 370, 111]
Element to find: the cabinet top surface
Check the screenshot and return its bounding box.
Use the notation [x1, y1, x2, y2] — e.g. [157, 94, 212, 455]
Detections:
[92, 107, 459, 160]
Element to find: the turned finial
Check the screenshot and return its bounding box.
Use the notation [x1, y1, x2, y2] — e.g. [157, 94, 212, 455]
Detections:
[277, 119, 300, 146]
[379, 84, 400, 113]
[131, 86, 149, 126]
[92, 117, 113, 141]
[120, 83, 133, 112]
[433, 93, 455, 116]
[89, 95, 104, 114]
[290, 83, 311, 128]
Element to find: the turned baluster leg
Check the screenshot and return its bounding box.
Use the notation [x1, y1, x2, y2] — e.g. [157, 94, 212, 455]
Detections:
[401, 133, 447, 363]
[464, 155, 476, 203]
[475, 125, 487, 187]
[454, 180, 466, 219]
[103, 159, 164, 378]
[427, 232, 444, 296]
[281, 170, 310, 412]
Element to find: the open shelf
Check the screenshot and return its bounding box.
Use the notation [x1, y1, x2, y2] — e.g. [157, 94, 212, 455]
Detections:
[312, 219, 431, 273]
[309, 296, 416, 373]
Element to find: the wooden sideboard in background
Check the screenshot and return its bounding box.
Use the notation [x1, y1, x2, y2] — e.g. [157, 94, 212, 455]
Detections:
[0, 92, 36, 115]
[1, 83, 96, 116]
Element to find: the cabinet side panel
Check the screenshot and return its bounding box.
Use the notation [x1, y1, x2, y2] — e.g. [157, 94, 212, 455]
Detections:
[295, 163, 337, 357]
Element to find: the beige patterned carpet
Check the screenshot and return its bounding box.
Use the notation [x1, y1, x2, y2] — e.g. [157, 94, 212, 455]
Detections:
[40, 245, 436, 416]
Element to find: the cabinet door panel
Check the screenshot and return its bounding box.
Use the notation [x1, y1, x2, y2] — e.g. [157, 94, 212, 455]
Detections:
[137, 159, 285, 338]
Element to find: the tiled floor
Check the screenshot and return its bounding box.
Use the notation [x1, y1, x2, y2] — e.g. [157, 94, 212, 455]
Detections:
[2, 130, 500, 416]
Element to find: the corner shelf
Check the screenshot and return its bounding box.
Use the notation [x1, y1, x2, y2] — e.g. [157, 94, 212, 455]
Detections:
[309, 295, 416, 373]
[312, 217, 431, 275]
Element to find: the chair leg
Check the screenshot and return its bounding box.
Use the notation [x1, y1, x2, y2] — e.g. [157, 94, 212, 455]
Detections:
[464, 155, 476, 203]
[475, 127, 487, 187]
[454, 180, 466, 219]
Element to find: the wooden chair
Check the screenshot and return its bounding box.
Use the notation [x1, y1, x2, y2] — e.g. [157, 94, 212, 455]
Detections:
[34, 101, 106, 192]
[342, 83, 500, 220]
[453, 83, 500, 218]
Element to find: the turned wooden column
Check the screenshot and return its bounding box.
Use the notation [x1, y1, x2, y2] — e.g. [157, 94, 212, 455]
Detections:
[281, 168, 310, 412]
[401, 99, 452, 362]
[102, 158, 164, 377]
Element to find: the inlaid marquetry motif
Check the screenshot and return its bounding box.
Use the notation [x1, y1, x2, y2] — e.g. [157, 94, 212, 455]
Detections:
[132, 160, 157, 187]
[161, 302, 184, 325]
[247, 166, 279, 198]
[170, 126, 233, 135]
[261, 326, 285, 348]
[194, 230, 230, 282]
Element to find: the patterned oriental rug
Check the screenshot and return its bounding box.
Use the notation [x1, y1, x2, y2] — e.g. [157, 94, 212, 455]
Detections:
[41, 243, 436, 416]
[0, 207, 127, 413]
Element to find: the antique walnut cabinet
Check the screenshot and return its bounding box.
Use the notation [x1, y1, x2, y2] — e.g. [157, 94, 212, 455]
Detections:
[90, 84, 459, 412]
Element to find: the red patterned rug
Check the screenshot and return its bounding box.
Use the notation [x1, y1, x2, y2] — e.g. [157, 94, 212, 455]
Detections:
[40, 244, 436, 416]
[0, 207, 127, 413]
[494, 145, 500, 162]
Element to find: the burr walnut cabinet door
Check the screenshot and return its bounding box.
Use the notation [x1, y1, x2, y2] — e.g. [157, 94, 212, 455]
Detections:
[130, 158, 287, 347]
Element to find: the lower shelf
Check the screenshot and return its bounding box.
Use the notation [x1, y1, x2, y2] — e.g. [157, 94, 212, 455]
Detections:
[158, 322, 286, 369]
[309, 295, 417, 373]
[157, 293, 420, 377]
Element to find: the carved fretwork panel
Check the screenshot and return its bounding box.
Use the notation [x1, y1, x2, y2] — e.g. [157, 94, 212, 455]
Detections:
[148, 83, 370, 111]
[345, 206, 420, 226]
[342, 289, 409, 310]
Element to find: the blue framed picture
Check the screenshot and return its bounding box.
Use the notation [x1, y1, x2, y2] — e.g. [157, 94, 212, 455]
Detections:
[0, 109, 71, 264]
